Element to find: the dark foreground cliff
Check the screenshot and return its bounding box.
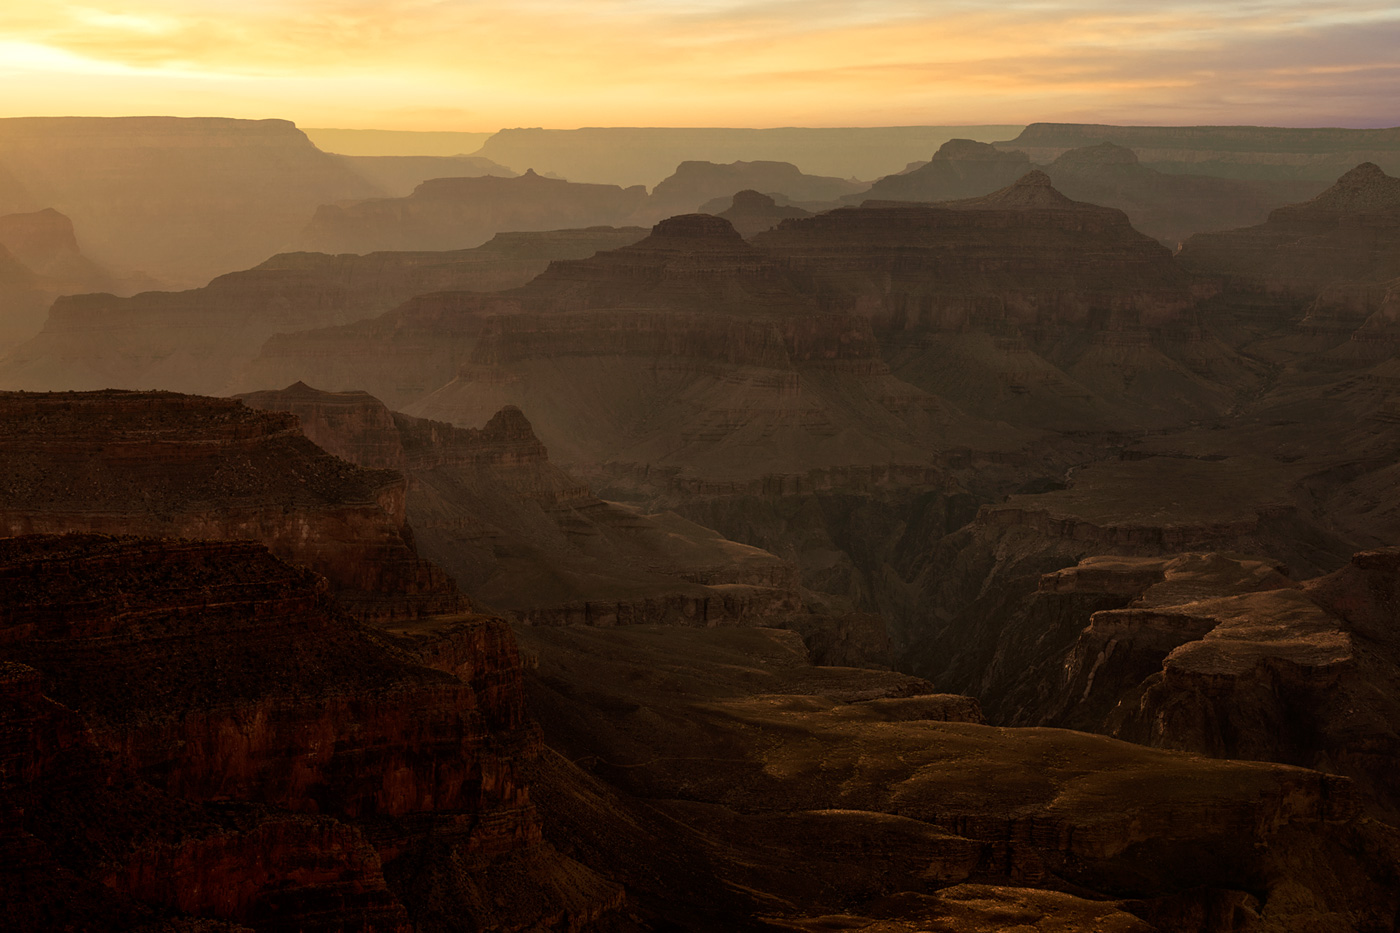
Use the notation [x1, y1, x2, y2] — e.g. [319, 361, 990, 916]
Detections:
[0, 533, 624, 932]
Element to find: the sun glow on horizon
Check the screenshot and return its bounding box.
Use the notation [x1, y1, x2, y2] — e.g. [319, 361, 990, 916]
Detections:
[2, 1, 1399, 130]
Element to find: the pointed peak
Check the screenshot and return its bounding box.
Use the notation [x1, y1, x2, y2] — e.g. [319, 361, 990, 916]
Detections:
[1298, 162, 1400, 212]
[481, 404, 538, 442]
[1014, 170, 1053, 187]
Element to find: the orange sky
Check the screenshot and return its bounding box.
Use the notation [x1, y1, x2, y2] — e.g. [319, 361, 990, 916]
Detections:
[3, 2, 1399, 130]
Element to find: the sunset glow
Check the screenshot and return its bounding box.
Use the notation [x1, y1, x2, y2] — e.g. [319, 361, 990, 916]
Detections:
[3, 1, 1399, 129]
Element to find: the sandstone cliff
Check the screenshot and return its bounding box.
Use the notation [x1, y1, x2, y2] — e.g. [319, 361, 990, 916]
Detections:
[0, 390, 466, 624]
[239, 382, 809, 632]
[0, 533, 621, 931]
[517, 622, 1400, 931]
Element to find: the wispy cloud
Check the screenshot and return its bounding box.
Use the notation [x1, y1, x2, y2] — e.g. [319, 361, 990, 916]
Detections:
[1, 1, 1397, 128]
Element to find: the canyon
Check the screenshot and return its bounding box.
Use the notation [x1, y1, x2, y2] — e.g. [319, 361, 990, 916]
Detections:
[5, 121, 1400, 930]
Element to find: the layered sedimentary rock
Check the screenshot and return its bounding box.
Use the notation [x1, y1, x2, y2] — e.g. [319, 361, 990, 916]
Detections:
[239, 382, 809, 632]
[0, 117, 380, 285]
[0, 390, 465, 623]
[999, 122, 1400, 180]
[1020, 548, 1400, 818]
[713, 189, 813, 237]
[0, 225, 645, 394]
[641, 160, 864, 221]
[847, 138, 1033, 204]
[1179, 163, 1400, 298]
[0, 533, 621, 932]
[301, 170, 648, 254]
[759, 172, 1243, 430]
[518, 622, 1400, 931]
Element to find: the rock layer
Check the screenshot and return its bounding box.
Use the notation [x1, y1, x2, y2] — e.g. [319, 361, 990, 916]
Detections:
[0, 390, 465, 623]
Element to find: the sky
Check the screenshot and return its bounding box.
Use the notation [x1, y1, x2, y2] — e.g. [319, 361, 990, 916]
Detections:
[2, 1, 1399, 130]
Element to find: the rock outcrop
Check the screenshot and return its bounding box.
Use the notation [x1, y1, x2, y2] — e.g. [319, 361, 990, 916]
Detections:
[640, 159, 864, 221]
[239, 382, 811, 632]
[300, 170, 648, 254]
[0, 226, 645, 394]
[847, 138, 1033, 204]
[1179, 163, 1400, 298]
[0, 390, 466, 623]
[713, 189, 813, 237]
[0, 532, 621, 931]
[517, 622, 1400, 931]
[0, 117, 380, 285]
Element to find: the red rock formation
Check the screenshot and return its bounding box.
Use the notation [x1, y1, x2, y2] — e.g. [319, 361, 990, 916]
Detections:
[0, 533, 621, 931]
[300, 170, 648, 254]
[0, 390, 466, 624]
[239, 383, 808, 630]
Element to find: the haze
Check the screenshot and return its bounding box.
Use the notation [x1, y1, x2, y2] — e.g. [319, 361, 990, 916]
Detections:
[5, 1, 1400, 128]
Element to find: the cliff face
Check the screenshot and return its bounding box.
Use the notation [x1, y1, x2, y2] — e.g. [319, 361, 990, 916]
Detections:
[239, 383, 809, 634]
[0, 390, 466, 624]
[758, 172, 1196, 334]
[0, 533, 621, 931]
[0, 116, 380, 286]
[1179, 163, 1400, 298]
[300, 170, 648, 254]
[516, 622, 1400, 931]
[0, 225, 645, 396]
[0, 208, 128, 353]
[1027, 548, 1400, 818]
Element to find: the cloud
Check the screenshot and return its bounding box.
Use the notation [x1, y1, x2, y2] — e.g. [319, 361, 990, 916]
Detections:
[0, 1, 1397, 127]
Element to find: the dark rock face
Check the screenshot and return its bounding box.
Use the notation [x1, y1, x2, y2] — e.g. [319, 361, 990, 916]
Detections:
[300, 170, 648, 254]
[240, 383, 809, 634]
[0, 390, 466, 624]
[1179, 163, 1400, 297]
[516, 622, 1400, 931]
[0, 116, 380, 286]
[0, 533, 622, 932]
[849, 138, 1033, 203]
[1044, 143, 1323, 247]
[714, 189, 814, 238]
[0, 225, 645, 395]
